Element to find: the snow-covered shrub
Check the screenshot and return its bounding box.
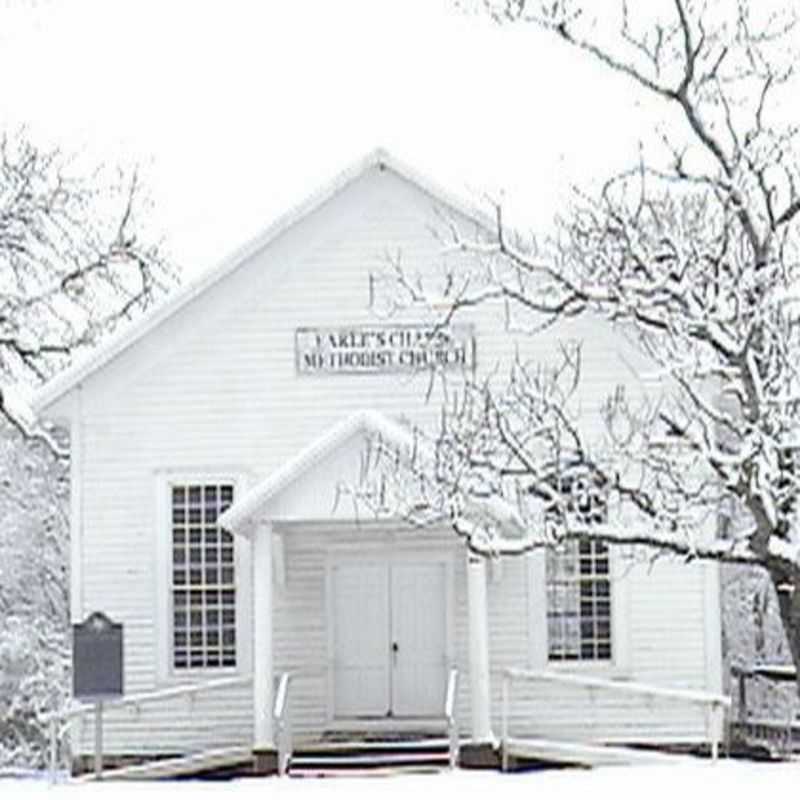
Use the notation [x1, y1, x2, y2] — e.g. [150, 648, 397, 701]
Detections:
[722, 564, 796, 720]
[0, 424, 69, 769]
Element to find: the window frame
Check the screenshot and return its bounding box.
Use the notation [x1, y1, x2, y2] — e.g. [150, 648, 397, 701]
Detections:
[155, 470, 252, 684]
[528, 543, 630, 676]
[545, 537, 613, 663]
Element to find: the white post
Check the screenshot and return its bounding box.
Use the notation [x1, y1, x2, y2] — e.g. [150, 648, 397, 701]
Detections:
[93, 702, 103, 780]
[467, 552, 492, 742]
[501, 672, 510, 772]
[253, 522, 274, 751]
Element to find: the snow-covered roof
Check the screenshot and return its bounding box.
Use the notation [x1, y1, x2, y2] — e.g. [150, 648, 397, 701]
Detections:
[31, 148, 495, 418]
[218, 408, 525, 538]
[218, 409, 423, 533]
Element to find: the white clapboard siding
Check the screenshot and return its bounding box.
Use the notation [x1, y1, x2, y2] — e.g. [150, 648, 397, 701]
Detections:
[58, 163, 720, 756]
[489, 552, 714, 743]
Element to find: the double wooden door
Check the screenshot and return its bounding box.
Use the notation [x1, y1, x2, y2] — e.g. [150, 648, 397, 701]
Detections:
[331, 559, 447, 718]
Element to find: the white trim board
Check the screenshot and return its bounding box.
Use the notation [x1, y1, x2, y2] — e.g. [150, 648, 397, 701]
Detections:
[153, 469, 253, 685]
[526, 543, 632, 676]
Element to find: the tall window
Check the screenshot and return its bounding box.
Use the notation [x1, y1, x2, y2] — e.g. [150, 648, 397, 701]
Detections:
[170, 484, 236, 669]
[545, 472, 612, 662]
[546, 539, 611, 661]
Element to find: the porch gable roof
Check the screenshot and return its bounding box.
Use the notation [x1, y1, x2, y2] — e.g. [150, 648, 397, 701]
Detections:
[218, 410, 418, 533]
[218, 409, 527, 542]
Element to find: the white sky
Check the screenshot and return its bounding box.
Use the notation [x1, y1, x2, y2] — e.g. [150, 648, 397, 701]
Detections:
[0, 0, 674, 276]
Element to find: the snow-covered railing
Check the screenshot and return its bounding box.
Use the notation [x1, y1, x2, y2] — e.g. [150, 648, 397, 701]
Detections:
[730, 663, 798, 755]
[731, 663, 796, 723]
[271, 668, 457, 776]
[46, 674, 252, 781]
[445, 668, 459, 769]
[500, 668, 731, 771]
[274, 672, 293, 777]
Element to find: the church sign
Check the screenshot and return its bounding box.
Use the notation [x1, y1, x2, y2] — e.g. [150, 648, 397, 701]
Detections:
[296, 324, 475, 375]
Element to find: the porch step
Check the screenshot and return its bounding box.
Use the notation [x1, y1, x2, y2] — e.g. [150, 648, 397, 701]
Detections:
[300, 736, 450, 752]
[288, 739, 452, 777]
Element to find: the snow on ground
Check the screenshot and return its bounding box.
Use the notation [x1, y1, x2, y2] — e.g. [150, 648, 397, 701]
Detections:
[2, 762, 800, 800]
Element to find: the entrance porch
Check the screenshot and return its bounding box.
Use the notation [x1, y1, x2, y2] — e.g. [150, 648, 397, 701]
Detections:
[217, 411, 497, 772]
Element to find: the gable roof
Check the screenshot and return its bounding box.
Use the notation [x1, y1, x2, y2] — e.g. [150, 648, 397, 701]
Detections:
[32, 148, 495, 418]
[218, 409, 416, 532]
[218, 408, 528, 548]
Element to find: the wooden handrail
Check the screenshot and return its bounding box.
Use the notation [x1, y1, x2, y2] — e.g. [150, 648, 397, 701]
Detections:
[274, 672, 293, 777]
[501, 668, 730, 770]
[445, 668, 458, 720]
[46, 674, 253, 723]
[445, 668, 459, 769]
[505, 668, 731, 708]
[46, 673, 253, 781]
[274, 672, 292, 719]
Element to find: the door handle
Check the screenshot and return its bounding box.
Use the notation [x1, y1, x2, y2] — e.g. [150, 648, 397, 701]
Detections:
[391, 641, 399, 663]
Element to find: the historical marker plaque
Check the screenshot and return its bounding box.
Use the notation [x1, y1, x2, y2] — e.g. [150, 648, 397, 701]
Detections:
[72, 612, 124, 700]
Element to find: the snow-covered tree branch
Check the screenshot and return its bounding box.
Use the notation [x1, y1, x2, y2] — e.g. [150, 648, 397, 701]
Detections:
[0, 132, 178, 456]
[0, 130, 175, 765]
[369, 1, 800, 684]
[0, 419, 69, 769]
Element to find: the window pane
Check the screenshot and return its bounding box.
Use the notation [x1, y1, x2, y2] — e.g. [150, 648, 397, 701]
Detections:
[171, 482, 236, 670]
[546, 536, 612, 663]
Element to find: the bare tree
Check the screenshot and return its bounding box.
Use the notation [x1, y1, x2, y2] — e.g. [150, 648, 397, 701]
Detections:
[367, 1, 800, 688]
[0, 130, 175, 766]
[0, 418, 69, 769]
[0, 132, 177, 453]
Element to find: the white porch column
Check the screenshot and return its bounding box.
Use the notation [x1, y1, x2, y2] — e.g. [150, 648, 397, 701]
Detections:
[253, 522, 274, 751]
[467, 552, 492, 742]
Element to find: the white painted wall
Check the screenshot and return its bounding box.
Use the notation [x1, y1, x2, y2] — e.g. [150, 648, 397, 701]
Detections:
[51, 164, 721, 756]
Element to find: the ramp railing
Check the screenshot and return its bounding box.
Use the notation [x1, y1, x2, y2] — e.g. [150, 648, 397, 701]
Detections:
[45, 674, 252, 781]
[730, 663, 798, 754]
[500, 668, 731, 771]
[445, 667, 459, 768]
[274, 671, 293, 776]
